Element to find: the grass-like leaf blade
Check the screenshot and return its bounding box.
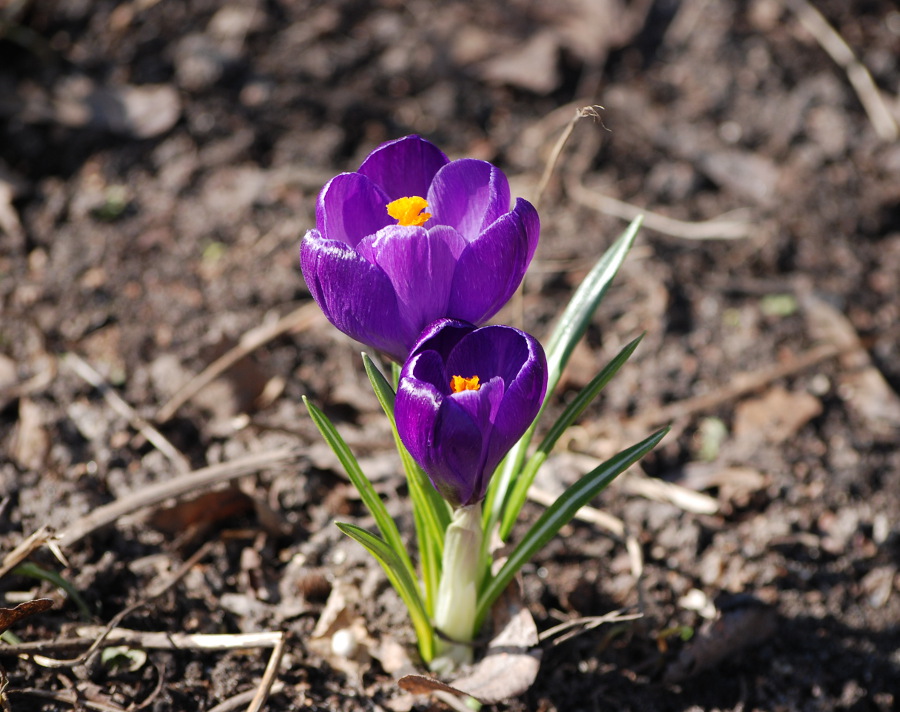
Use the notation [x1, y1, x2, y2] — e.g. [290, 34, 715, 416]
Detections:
[362, 353, 450, 614]
[499, 334, 644, 539]
[302, 396, 415, 582]
[486, 216, 644, 537]
[336, 523, 434, 663]
[476, 426, 668, 630]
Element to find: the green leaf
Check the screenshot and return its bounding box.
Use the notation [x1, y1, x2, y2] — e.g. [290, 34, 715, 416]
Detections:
[476, 426, 667, 630]
[486, 216, 643, 538]
[336, 523, 434, 662]
[302, 396, 416, 583]
[12, 563, 92, 620]
[362, 354, 451, 615]
[499, 334, 644, 539]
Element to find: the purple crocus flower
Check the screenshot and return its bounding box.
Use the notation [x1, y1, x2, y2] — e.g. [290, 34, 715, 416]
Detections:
[395, 319, 548, 508]
[300, 135, 540, 362]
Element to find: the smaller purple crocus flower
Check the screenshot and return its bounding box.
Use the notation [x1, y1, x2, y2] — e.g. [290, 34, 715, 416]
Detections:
[395, 319, 548, 508]
[300, 135, 540, 362]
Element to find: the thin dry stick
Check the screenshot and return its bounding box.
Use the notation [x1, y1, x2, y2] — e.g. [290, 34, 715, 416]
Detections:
[57, 446, 301, 547]
[206, 683, 286, 712]
[245, 632, 286, 712]
[7, 630, 284, 655]
[8, 689, 125, 712]
[533, 106, 603, 210]
[567, 175, 754, 240]
[783, 0, 898, 142]
[625, 341, 842, 430]
[63, 352, 192, 473]
[27, 542, 215, 668]
[155, 302, 323, 423]
[0, 526, 56, 580]
[526, 486, 645, 581]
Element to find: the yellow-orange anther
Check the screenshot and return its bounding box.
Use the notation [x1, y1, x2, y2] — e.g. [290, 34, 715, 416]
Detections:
[387, 196, 432, 227]
[450, 375, 481, 393]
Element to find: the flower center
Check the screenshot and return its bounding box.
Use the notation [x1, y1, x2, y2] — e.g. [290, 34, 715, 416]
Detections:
[450, 375, 481, 393]
[387, 196, 432, 227]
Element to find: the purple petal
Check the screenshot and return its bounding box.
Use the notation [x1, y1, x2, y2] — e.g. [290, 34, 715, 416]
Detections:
[396, 362, 484, 507]
[358, 135, 449, 200]
[483, 330, 547, 471]
[427, 159, 511, 241]
[316, 173, 392, 247]
[356, 225, 461, 342]
[409, 319, 475, 363]
[300, 230, 408, 360]
[445, 325, 532, 387]
[447, 200, 539, 323]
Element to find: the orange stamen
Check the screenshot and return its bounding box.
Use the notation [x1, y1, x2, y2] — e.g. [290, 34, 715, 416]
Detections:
[386, 196, 431, 227]
[450, 375, 481, 393]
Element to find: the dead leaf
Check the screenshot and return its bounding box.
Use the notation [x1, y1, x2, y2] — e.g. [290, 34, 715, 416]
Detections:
[664, 597, 777, 683]
[733, 385, 822, 444]
[0, 599, 53, 635]
[802, 293, 900, 435]
[147, 487, 253, 535]
[479, 32, 560, 94]
[10, 398, 49, 471]
[54, 75, 180, 138]
[400, 581, 542, 704]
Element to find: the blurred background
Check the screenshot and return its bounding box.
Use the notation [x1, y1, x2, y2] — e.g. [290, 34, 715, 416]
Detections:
[1, 1, 898, 710]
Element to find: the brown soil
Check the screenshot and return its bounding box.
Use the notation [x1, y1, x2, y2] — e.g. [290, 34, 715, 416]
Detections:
[1, 1, 899, 710]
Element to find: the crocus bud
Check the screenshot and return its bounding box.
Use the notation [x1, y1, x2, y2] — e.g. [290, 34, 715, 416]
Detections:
[395, 319, 548, 507]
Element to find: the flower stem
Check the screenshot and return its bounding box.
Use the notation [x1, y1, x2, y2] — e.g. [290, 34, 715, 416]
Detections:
[430, 502, 483, 674]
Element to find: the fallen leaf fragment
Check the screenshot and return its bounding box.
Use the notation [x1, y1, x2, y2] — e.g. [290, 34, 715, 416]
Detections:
[400, 582, 542, 704]
[663, 597, 777, 683]
[0, 599, 53, 635]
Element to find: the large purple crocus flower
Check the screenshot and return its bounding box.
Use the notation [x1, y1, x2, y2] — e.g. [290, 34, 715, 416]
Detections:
[395, 319, 548, 508]
[300, 135, 540, 362]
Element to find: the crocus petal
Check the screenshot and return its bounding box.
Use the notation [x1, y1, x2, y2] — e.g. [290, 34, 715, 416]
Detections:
[300, 230, 408, 359]
[445, 326, 530, 388]
[358, 135, 449, 200]
[356, 225, 464, 343]
[482, 331, 547, 474]
[427, 159, 511, 241]
[316, 173, 392, 247]
[447, 198, 540, 324]
[396, 360, 484, 507]
[395, 319, 548, 507]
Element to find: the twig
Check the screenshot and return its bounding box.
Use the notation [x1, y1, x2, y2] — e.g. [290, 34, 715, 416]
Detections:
[567, 175, 754, 240]
[624, 341, 842, 430]
[155, 302, 323, 423]
[783, 0, 898, 142]
[245, 632, 286, 712]
[620, 472, 719, 515]
[25, 542, 215, 668]
[57, 446, 302, 547]
[526, 486, 645, 581]
[527, 485, 624, 537]
[539, 610, 642, 646]
[206, 682, 286, 712]
[62, 352, 191, 474]
[534, 105, 604, 210]
[0, 526, 57, 581]
[8, 689, 126, 712]
[4, 629, 283, 655]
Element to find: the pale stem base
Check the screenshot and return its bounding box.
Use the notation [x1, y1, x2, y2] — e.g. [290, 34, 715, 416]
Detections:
[429, 502, 483, 675]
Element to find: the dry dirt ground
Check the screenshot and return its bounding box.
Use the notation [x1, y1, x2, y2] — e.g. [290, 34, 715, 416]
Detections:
[1, 1, 900, 710]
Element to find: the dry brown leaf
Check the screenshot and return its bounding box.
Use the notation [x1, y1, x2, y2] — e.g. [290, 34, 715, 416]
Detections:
[733, 385, 822, 444]
[400, 581, 542, 704]
[0, 599, 53, 635]
[664, 598, 777, 683]
[146, 487, 253, 535]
